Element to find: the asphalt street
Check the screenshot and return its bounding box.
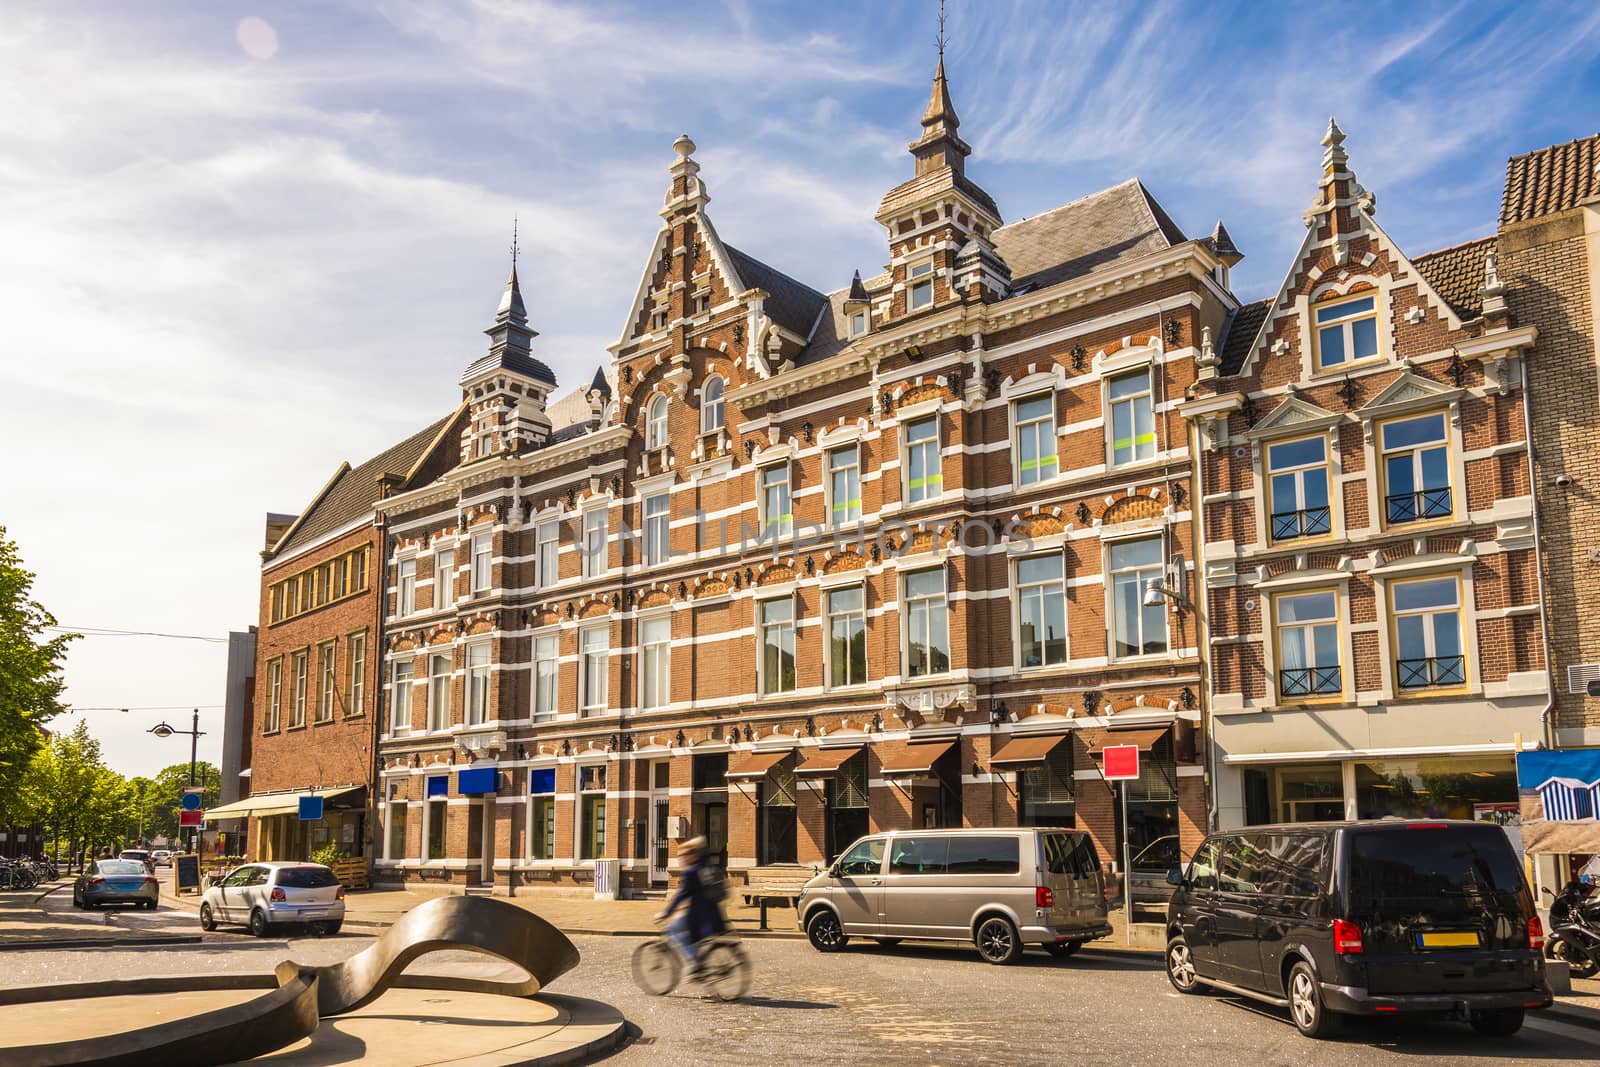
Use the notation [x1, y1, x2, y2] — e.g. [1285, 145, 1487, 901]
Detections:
[8, 891, 1600, 1066]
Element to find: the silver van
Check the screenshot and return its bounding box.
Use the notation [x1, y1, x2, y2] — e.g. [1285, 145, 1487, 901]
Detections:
[797, 828, 1112, 964]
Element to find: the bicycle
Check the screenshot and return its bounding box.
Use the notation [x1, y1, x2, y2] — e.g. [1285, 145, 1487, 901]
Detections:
[631, 927, 751, 1002]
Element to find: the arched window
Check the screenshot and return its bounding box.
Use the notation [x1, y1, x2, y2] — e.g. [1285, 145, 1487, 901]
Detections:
[701, 375, 725, 434]
[646, 395, 669, 450]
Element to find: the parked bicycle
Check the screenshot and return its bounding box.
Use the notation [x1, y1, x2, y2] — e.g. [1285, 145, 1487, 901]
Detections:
[631, 924, 751, 1001]
[0, 860, 38, 890]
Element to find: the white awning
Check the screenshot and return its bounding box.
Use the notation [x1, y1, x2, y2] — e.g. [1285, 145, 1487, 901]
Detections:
[204, 785, 363, 820]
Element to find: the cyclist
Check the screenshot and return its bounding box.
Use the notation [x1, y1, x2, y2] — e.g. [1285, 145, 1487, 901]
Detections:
[655, 836, 725, 976]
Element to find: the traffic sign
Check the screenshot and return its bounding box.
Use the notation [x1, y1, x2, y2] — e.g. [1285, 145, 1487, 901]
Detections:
[1103, 744, 1141, 781]
[180, 792, 203, 811]
[298, 795, 324, 821]
[179, 809, 204, 828]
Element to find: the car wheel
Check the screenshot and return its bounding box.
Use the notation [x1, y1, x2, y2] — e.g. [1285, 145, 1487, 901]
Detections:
[249, 908, 271, 938]
[1550, 935, 1600, 980]
[1468, 1007, 1525, 1037]
[1166, 935, 1202, 992]
[1287, 960, 1336, 1038]
[320, 920, 342, 936]
[974, 915, 1022, 965]
[805, 909, 848, 952]
[1045, 940, 1084, 959]
[199, 904, 217, 931]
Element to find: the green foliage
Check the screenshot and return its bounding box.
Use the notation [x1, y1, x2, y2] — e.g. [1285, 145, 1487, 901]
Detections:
[140, 761, 223, 842]
[16, 721, 137, 857]
[0, 527, 76, 820]
[310, 842, 346, 868]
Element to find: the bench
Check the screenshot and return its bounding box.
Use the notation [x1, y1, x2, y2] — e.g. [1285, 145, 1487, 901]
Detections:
[738, 864, 817, 930]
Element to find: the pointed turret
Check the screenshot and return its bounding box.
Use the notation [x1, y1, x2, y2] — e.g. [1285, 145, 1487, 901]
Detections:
[460, 249, 556, 460]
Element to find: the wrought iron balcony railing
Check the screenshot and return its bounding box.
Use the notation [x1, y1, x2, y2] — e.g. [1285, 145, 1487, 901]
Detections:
[1386, 486, 1452, 525]
[1271, 505, 1332, 541]
[1279, 665, 1342, 698]
[1397, 655, 1466, 690]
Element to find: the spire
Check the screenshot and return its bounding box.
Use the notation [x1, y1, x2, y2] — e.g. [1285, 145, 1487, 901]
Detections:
[1321, 116, 1348, 174]
[846, 269, 870, 304]
[661, 133, 711, 218]
[908, 4, 970, 180]
[497, 217, 528, 323]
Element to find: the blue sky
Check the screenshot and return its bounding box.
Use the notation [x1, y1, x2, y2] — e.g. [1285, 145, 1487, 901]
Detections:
[2, 0, 1597, 777]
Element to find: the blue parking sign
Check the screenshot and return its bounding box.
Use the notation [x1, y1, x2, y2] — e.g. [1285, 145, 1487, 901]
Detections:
[298, 795, 324, 821]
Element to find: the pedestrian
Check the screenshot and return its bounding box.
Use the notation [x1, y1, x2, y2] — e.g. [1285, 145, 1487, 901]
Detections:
[655, 836, 726, 976]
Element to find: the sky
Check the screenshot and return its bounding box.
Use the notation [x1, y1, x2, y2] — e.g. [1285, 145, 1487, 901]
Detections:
[2, 0, 1597, 779]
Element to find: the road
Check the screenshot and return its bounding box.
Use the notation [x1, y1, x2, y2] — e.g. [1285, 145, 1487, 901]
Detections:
[9, 889, 1600, 1066]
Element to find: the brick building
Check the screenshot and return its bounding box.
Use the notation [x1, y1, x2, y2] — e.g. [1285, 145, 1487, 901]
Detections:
[1496, 133, 1600, 747]
[370, 61, 1236, 894]
[1182, 121, 1547, 829]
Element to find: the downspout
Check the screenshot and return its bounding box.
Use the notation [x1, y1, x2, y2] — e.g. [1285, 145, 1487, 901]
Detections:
[1189, 414, 1219, 834]
[1520, 356, 1556, 751]
[369, 512, 389, 878]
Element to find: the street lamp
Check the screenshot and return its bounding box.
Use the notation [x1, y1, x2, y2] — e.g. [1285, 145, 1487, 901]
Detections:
[149, 709, 206, 854]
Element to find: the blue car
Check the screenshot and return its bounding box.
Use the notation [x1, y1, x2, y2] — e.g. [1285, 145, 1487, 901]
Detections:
[74, 858, 160, 910]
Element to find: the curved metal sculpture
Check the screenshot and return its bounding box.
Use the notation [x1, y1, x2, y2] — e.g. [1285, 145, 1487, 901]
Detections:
[1, 895, 582, 1067]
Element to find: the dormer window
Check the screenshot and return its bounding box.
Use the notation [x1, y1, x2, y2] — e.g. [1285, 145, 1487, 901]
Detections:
[1313, 292, 1380, 371]
[701, 376, 725, 434]
[849, 309, 869, 337]
[646, 395, 669, 450]
[908, 261, 934, 311]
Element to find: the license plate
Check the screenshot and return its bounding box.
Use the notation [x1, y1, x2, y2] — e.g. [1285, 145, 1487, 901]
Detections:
[1416, 931, 1480, 949]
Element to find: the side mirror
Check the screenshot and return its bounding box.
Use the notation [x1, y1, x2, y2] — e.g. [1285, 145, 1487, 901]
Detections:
[829, 863, 841, 879]
[1166, 867, 1186, 887]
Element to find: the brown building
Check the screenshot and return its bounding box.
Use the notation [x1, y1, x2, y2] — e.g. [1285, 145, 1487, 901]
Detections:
[1183, 121, 1547, 830]
[370, 60, 1236, 894]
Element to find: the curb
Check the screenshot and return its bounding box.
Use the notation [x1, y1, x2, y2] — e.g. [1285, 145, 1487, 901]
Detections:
[339, 918, 808, 940]
[1547, 1003, 1600, 1033]
[1, 935, 205, 951]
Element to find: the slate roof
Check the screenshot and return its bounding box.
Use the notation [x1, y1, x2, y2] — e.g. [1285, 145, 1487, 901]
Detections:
[1500, 133, 1600, 227]
[993, 179, 1187, 293]
[272, 412, 459, 557]
[725, 245, 829, 339]
[1217, 298, 1273, 377]
[460, 349, 557, 386]
[1412, 236, 1496, 318]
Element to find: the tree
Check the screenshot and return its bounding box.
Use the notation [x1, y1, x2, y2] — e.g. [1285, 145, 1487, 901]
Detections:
[143, 761, 222, 844]
[0, 526, 76, 821]
[16, 721, 133, 860]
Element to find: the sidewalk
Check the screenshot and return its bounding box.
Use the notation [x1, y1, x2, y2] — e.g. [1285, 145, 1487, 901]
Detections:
[1552, 976, 1600, 1031]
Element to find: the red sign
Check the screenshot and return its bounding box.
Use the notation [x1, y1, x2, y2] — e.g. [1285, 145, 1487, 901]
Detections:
[1102, 744, 1141, 781]
[179, 809, 204, 828]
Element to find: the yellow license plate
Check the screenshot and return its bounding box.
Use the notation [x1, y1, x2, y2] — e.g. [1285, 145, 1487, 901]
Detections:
[1416, 931, 1480, 949]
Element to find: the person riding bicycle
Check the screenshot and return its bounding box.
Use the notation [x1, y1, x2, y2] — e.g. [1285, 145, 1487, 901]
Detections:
[655, 836, 725, 976]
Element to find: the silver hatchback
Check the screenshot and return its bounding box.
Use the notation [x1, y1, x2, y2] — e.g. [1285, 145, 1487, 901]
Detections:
[797, 828, 1112, 964]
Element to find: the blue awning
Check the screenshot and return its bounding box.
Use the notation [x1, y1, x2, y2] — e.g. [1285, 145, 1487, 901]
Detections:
[529, 768, 556, 795]
[426, 775, 449, 797]
[457, 767, 498, 795]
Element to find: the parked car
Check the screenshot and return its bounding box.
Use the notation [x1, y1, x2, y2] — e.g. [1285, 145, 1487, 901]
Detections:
[198, 862, 346, 937]
[1128, 835, 1181, 917]
[1164, 820, 1551, 1038]
[151, 850, 173, 867]
[798, 828, 1111, 965]
[73, 858, 160, 910]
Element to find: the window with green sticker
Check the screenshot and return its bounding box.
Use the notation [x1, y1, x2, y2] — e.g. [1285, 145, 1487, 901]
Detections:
[760, 463, 792, 538]
[905, 416, 942, 503]
[828, 445, 862, 526]
[1108, 369, 1156, 467]
[1014, 393, 1058, 486]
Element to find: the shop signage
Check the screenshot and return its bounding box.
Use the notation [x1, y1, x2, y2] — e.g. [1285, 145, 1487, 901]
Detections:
[1516, 748, 1600, 854]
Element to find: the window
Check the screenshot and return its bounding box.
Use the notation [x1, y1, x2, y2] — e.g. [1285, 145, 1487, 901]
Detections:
[386, 801, 408, 860]
[759, 598, 797, 695]
[908, 260, 933, 310]
[643, 492, 670, 566]
[1275, 590, 1341, 698]
[759, 464, 792, 539]
[904, 416, 942, 503]
[471, 532, 492, 593]
[466, 641, 490, 725]
[1313, 292, 1379, 370]
[826, 586, 867, 687]
[1014, 393, 1058, 486]
[434, 548, 455, 609]
[646, 395, 669, 451]
[390, 661, 413, 731]
[651, 307, 669, 331]
[271, 585, 284, 623]
[946, 836, 1020, 875]
[290, 650, 308, 727]
[582, 510, 607, 577]
[695, 292, 711, 315]
[701, 376, 724, 434]
[528, 769, 555, 860]
[1381, 412, 1452, 525]
[904, 568, 950, 677]
[640, 615, 671, 709]
[890, 836, 948, 874]
[264, 659, 282, 732]
[316, 642, 336, 722]
[579, 765, 606, 860]
[346, 631, 365, 716]
[1020, 747, 1075, 826]
[1268, 437, 1332, 541]
[837, 837, 884, 878]
[398, 557, 416, 616]
[536, 520, 559, 588]
[426, 797, 447, 861]
[533, 634, 559, 721]
[1016, 554, 1067, 668]
[1108, 369, 1155, 466]
[427, 653, 451, 732]
[849, 308, 869, 337]
[581, 626, 608, 713]
[827, 445, 861, 526]
[1109, 538, 1168, 658]
[1392, 576, 1465, 690]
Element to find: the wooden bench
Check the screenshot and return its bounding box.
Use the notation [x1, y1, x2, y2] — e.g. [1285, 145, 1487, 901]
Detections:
[738, 864, 817, 930]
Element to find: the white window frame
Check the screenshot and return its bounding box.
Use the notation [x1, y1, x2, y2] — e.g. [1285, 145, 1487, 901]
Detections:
[825, 584, 867, 689]
[759, 463, 793, 539]
[902, 567, 951, 678]
[265, 659, 282, 732]
[908, 259, 934, 311]
[397, 556, 416, 616]
[434, 547, 455, 610]
[582, 508, 608, 578]
[384, 799, 409, 861]
[701, 376, 725, 434]
[639, 614, 671, 710]
[577, 764, 607, 861]
[849, 308, 869, 337]
[758, 596, 797, 696]
[1312, 291, 1381, 372]
[532, 633, 560, 722]
[346, 631, 366, 716]
[290, 649, 308, 727]
[1379, 411, 1454, 528]
[526, 775, 556, 861]
[827, 444, 862, 527]
[643, 492, 670, 567]
[1013, 391, 1058, 487]
[536, 519, 559, 588]
[390, 660, 413, 732]
[466, 640, 491, 725]
[316, 641, 336, 722]
[1015, 553, 1068, 669]
[580, 625, 609, 714]
[471, 532, 492, 594]
[646, 395, 669, 450]
[903, 415, 942, 504]
[1391, 574, 1468, 692]
[1272, 589, 1344, 701]
[427, 652, 451, 732]
[1107, 368, 1156, 468]
[1107, 536, 1169, 660]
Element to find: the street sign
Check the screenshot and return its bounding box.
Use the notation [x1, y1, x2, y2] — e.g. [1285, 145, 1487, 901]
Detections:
[179, 809, 203, 828]
[1103, 744, 1141, 781]
[180, 792, 203, 811]
[298, 795, 324, 821]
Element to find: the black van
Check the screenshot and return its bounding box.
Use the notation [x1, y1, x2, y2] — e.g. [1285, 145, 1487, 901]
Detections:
[1163, 820, 1551, 1038]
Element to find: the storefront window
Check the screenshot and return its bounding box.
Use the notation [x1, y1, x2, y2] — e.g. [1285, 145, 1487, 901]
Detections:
[386, 801, 407, 860]
[759, 759, 798, 865]
[1354, 757, 1516, 821]
[1123, 737, 1178, 855]
[827, 752, 869, 861]
[1276, 763, 1345, 823]
[426, 799, 446, 860]
[1020, 746, 1075, 827]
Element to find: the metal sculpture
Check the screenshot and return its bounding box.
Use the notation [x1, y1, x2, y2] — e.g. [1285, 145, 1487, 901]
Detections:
[2, 895, 581, 1067]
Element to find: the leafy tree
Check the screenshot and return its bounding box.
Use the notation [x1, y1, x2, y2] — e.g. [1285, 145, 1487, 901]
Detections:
[142, 761, 222, 844]
[17, 721, 134, 860]
[0, 527, 76, 820]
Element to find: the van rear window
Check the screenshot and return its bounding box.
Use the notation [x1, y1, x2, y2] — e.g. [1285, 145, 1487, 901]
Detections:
[946, 836, 1019, 875]
[276, 867, 340, 889]
[1043, 834, 1099, 877]
[1346, 826, 1525, 920]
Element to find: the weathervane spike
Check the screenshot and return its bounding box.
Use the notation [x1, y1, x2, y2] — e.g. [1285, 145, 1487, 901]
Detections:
[937, 0, 946, 62]
[510, 214, 519, 270]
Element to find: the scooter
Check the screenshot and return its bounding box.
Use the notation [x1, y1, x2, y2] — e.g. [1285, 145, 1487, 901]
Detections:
[1545, 879, 1600, 980]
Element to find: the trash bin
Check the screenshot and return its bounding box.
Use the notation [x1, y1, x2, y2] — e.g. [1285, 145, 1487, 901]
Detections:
[594, 859, 620, 901]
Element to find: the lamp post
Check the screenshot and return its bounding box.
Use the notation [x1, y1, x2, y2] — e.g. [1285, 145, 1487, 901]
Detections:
[149, 709, 205, 854]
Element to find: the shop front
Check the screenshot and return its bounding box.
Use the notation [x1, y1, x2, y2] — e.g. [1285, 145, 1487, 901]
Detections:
[1231, 753, 1519, 826]
[206, 785, 366, 864]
